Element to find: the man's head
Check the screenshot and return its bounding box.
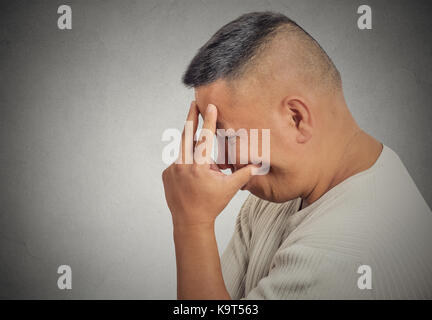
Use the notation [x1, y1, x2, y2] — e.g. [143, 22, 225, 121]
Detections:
[182, 11, 359, 203]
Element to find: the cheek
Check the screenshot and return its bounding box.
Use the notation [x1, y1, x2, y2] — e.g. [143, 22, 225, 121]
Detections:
[226, 132, 273, 167]
[222, 128, 276, 167]
[225, 136, 249, 165]
[248, 130, 271, 166]
[269, 128, 296, 164]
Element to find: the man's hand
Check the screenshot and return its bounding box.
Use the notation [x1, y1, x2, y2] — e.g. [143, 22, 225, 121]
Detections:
[162, 101, 255, 227]
[162, 101, 255, 299]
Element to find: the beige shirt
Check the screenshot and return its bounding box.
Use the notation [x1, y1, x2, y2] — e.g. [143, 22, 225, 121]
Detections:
[221, 145, 432, 299]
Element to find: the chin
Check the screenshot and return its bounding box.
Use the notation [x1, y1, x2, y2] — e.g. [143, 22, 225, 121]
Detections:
[245, 177, 294, 204]
[243, 176, 274, 202]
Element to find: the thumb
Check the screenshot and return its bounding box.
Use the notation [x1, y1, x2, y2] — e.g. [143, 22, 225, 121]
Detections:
[227, 164, 257, 191]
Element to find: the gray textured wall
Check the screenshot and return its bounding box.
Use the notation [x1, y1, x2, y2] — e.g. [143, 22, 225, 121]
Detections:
[0, 0, 431, 299]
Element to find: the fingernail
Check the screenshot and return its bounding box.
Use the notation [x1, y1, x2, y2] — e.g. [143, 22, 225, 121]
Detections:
[206, 104, 216, 114]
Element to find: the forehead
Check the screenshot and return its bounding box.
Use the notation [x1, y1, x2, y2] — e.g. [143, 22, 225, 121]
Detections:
[194, 80, 234, 110]
[194, 80, 236, 127]
[193, 78, 266, 130]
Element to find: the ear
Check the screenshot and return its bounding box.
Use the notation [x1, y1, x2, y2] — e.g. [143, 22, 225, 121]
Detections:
[283, 97, 313, 144]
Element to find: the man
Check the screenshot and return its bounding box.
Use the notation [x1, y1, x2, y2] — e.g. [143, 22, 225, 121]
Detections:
[162, 12, 432, 299]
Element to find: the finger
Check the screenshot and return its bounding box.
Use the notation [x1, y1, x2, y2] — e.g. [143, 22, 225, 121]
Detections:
[178, 101, 199, 164]
[216, 163, 234, 171]
[209, 158, 225, 175]
[195, 104, 217, 163]
[226, 164, 256, 191]
[209, 155, 233, 173]
[186, 101, 199, 142]
[215, 135, 232, 170]
[201, 104, 217, 134]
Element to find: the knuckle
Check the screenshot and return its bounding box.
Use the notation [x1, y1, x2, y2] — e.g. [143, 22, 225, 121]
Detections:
[173, 164, 186, 173]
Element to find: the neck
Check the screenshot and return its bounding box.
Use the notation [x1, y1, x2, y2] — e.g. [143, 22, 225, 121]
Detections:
[302, 116, 382, 207]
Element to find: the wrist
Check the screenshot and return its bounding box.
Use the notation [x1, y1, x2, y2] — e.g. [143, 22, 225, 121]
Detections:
[172, 215, 215, 229]
[173, 221, 215, 239]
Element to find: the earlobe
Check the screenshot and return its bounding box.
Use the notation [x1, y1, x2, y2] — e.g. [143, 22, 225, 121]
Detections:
[296, 127, 311, 143]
